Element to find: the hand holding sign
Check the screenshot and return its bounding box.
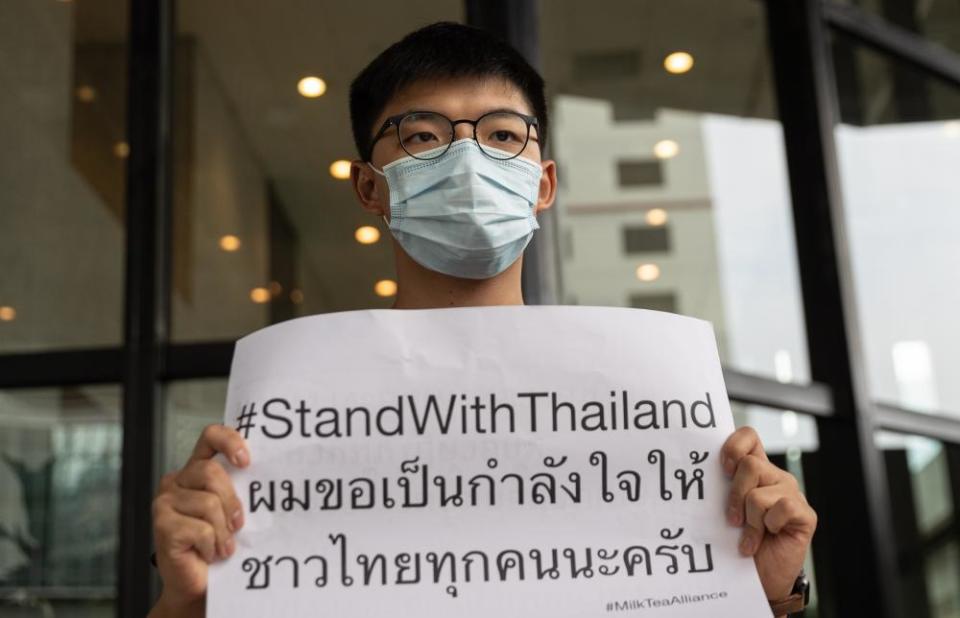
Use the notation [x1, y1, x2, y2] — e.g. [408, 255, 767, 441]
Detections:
[150, 425, 250, 615]
[721, 427, 815, 602]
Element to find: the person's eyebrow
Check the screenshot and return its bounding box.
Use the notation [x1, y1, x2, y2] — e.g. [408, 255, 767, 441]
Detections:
[395, 107, 534, 119]
[474, 107, 533, 118]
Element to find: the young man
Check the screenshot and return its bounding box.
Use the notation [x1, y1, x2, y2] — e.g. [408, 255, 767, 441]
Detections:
[149, 22, 816, 617]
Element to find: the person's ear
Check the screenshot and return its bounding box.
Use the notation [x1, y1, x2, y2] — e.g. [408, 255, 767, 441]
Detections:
[534, 159, 558, 214]
[351, 160, 386, 216]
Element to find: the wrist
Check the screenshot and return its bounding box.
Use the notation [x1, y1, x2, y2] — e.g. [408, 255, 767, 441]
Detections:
[150, 591, 205, 618]
[767, 569, 809, 617]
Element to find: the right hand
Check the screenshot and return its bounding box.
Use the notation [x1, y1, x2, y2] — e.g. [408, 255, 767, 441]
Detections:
[152, 424, 250, 611]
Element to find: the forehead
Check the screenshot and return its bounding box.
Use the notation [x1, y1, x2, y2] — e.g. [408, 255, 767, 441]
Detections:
[374, 76, 533, 130]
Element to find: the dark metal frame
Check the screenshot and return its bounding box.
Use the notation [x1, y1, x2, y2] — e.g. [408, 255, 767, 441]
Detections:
[118, 0, 174, 616]
[1, 0, 958, 615]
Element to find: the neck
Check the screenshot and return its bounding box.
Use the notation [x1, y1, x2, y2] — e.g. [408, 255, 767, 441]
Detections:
[391, 246, 525, 309]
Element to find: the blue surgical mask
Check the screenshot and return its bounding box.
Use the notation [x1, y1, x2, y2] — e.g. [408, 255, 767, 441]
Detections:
[370, 138, 543, 279]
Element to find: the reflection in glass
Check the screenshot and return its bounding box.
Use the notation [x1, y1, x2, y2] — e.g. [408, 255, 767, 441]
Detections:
[0, 385, 121, 617]
[162, 380, 227, 474]
[876, 432, 960, 617]
[0, 0, 127, 352]
[541, 0, 811, 384]
[834, 0, 960, 56]
[170, 2, 462, 342]
[833, 40, 960, 416]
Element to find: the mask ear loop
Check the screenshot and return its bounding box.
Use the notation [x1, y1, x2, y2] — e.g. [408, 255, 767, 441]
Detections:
[366, 162, 391, 226]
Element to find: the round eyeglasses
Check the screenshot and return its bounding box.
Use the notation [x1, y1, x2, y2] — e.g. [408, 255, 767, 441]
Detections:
[368, 110, 539, 162]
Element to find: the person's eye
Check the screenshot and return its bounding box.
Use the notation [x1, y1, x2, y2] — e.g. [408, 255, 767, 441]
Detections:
[405, 132, 439, 144]
[490, 130, 521, 143]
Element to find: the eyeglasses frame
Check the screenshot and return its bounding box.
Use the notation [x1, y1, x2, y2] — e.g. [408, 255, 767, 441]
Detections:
[366, 109, 539, 163]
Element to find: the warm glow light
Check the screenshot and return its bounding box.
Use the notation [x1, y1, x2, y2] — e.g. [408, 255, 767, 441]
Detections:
[269, 281, 283, 297]
[946, 121, 960, 138]
[653, 139, 679, 159]
[635, 264, 661, 282]
[329, 159, 352, 180]
[374, 279, 398, 297]
[113, 141, 130, 159]
[355, 225, 381, 244]
[250, 287, 271, 303]
[219, 235, 241, 252]
[0, 306, 15, 321]
[645, 208, 668, 226]
[297, 76, 327, 98]
[290, 289, 304, 304]
[663, 51, 694, 75]
[76, 85, 97, 102]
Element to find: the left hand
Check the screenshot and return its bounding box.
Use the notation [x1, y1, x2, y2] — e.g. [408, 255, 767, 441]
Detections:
[721, 426, 817, 601]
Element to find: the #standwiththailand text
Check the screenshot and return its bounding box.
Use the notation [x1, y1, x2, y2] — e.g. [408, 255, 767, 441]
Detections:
[234, 390, 719, 440]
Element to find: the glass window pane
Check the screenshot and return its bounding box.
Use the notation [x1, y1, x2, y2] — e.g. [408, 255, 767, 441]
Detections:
[162, 379, 226, 474]
[832, 39, 960, 416]
[834, 0, 960, 55]
[875, 431, 960, 617]
[0, 385, 121, 617]
[0, 0, 127, 352]
[169, 3, 461, 343]
[541, 0, 812, 384]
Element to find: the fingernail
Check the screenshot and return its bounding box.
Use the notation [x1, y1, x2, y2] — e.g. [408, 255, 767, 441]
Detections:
[232, 509, 243, 531]
[225, 537, 235, 557]
[727, 506, 741, 526]
[739, 535, 755, 555]
[233, 449, 249, 467]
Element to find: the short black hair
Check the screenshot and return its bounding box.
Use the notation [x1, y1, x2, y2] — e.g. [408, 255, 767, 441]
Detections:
[349, 21, 548, 161]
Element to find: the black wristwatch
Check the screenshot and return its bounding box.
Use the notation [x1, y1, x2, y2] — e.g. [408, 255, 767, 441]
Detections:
[768, 569, 810, 616]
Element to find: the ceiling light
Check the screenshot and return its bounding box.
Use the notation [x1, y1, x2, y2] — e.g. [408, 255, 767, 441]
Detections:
[219, 235, 241, 252]
[653, 139, 679, 159]
[75, 85, 96, 102]
[329, 159, 352, 180]
[297, 76, 327, 98]
[374, 279, 397, 297]
[269, 281, 283, 297]
[663, 51, 694, 75]
[290, 289, 304, 304]
[113, 141, 129, 159]
[635, 264, 661, 282]
[355, 225, 380, 245]
[250, 287, 271, 304]
[645, 208, 668, 226]
[0, 306, 16, 321]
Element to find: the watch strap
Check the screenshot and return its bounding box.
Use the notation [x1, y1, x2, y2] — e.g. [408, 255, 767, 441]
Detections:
[768, 569, 809, 616]
[769, 592, 805, 615]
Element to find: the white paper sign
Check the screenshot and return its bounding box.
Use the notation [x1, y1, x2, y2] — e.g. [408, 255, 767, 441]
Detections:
[208, 306, 772, 617]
